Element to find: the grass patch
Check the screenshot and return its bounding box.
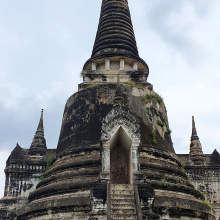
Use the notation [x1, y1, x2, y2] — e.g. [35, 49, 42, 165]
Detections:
[122, 81, 144, 89]
[122, 81, 136, 86]
[203, 200, 213, 209]
[143, 93, 163, 105]
[86, 84, 97, 88]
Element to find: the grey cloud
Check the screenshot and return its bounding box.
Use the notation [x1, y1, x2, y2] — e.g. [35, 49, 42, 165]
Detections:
[145, 0, 208, 64]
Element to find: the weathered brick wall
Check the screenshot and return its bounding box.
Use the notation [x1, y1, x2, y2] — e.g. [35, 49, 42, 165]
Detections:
[0, 149, 56, 220]
[178, 154, 220, 220]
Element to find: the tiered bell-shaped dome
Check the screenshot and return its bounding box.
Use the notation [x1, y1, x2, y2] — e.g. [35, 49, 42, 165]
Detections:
[83, 0, 148, 70]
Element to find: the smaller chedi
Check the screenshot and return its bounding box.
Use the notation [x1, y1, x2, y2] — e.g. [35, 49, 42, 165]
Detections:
[179, 116, 220, 219]
[0, 110, 56, 219]
[0, 0, 219, 220]
[189, 116, 205, 163]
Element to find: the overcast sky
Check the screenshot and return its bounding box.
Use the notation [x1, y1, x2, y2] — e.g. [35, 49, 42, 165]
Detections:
[0, 0, 219, 197]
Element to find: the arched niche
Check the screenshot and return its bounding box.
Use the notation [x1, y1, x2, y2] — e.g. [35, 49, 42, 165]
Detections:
[100, 106, 141, 183]
[110, 126, 132, 184]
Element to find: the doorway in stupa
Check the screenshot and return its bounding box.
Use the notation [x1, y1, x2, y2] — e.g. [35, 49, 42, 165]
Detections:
[110, 126, 132, 184]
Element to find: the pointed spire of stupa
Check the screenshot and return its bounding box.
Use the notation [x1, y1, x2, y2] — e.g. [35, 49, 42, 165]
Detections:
[83, 0, 148, 70]
[189, 116, 204, 164]
[191, 116, 199, 141]
[29, 109, 47, 156]
[37, 109, 44, 133]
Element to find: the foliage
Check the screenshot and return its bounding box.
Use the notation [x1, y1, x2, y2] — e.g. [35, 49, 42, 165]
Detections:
[122, 81, 144, 89]
[151, 130, 156, 138]
[203, 200, 213, 209]
[146, 107, 150, 115]
[157, 120, 165, 127]
[181, 167, 186, 173]
[157, 120, 172, 134]
[160, 178, 166, 183]
[164, 121, 171, 134]
[46, 153, 56, 170]
[143, 93, 163, 105]
[151, 130, 157, 145]
[86, 83, 97, 88]
[166, 127, 172, 134]
[122, 81, 136, 86]
[152, 139, 157, 145]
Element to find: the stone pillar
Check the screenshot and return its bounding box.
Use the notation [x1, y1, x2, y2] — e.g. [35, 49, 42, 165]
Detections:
[102, 145, 110, 172]
[133, 62, 138, 71]
[105, 59, 111, 70]
[132, 145, 139, 172]
[99, 144, 110, 182]
[92, 63, 97, 71]
[119, 59, 125, 70]
[4, 173, 9, 197]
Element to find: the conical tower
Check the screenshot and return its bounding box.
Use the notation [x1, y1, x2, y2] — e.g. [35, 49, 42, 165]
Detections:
[189, 116, 204, 164]
[17, 1, 215, 219]
[81, 0, 149, 89]
[83, 0, 148, 70]
[29, 109, 47, 156]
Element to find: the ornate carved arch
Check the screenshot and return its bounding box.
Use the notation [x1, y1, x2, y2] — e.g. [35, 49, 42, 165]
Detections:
[101, 105, 140, 144]
[100, 106, 141, 183]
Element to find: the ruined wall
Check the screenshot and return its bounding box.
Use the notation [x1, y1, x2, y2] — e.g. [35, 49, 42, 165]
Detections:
[4, 164, 46, 198]
[0, 148, 56, 220]
[178, 154, 220, 220]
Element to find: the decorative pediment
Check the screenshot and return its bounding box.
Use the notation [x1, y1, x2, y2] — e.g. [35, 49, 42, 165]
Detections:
[101, 106, 140, 143]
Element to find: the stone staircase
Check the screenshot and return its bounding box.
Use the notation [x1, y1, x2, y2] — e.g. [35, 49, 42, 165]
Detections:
[110, 184, 137, 220]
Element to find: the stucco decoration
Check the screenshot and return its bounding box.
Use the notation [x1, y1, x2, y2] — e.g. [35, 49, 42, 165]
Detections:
[101, 105, 140, 144]
[100, 105, 141, 182]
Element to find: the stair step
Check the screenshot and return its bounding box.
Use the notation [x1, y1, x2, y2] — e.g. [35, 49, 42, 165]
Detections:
[111, 190, 134, 195]
[111, 199, 135, 205]
[111, 194, 134, 200]
[111, 214, 137, 219]
[111, 203, 136, 209]
[110, 184, 137, 220]
[110, 184, 133, 190]
[112, 209, 136, 215]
